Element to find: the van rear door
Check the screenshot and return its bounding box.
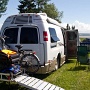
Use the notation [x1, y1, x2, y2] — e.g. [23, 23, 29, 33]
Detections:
[3, 26, 44, 65]
[19, 26, 44, 65]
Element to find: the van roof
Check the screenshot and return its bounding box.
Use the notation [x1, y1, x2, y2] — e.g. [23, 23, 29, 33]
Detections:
[4, 13, 62, 27]
[8, 13, 47, 17]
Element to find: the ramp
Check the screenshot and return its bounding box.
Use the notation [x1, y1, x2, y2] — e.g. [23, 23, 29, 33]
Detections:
[14, 75, 64, 90]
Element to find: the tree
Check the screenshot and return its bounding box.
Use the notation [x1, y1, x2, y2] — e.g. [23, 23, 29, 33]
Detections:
[18, 0, 50, 13]
[18, 0, 36, 13]
[43, 3, 63, 23]
[0, 0, 9, 17]
[34, 0, 50, 12]
[18, 0, 63, 22]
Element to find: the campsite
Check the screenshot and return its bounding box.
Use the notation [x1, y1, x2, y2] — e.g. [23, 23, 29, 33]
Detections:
[0, 58, 90, 90]
[0, 0, 90, 90]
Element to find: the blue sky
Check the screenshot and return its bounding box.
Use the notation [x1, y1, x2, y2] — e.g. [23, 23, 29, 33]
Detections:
[0, 0, 90, 33]
[52, 0, 90, 23]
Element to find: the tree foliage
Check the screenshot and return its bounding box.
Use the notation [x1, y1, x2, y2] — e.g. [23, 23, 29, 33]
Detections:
[18, 0, 35, 13]
[18, 0, 63, 22]
[18, 0, 50, 13]
[0, 0, 9, 17]
[43, 3, 63, 23]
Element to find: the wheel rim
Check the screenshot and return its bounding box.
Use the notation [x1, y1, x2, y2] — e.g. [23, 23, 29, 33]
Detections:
[21, 54, 39, 73]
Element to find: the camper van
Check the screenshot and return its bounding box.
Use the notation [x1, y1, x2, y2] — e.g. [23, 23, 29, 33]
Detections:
[0, 13, 65, 74]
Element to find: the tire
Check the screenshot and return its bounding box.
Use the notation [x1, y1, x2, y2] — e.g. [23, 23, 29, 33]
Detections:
[21, 54, 40, 74]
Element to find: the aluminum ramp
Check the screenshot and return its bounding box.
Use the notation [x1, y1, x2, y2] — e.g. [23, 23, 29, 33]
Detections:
[14, 75, 64, 90]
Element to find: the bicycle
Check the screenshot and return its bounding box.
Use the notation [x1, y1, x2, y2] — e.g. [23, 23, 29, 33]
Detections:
[0, 36, 40, 80]
[15, 44, 40, 74]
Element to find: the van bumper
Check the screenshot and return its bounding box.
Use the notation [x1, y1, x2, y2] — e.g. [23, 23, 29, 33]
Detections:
[36, 55, 66, 74]
[37, 60, 57, 74]
[37, 55, 66, 74]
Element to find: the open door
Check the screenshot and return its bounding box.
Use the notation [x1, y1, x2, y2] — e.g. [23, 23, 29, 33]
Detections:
[64, 29, 79, 60]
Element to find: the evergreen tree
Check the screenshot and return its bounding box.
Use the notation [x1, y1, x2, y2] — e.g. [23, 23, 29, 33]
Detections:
[0, 0, 9, 17]
[18, 0, 63, 22]
[34, 0, 50, 12]
[18, 0, 36, 13]
[18, 0, 50, 13]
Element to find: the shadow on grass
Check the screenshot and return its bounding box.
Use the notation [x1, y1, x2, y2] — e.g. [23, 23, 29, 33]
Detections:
[33, 73, 51, 80]
[65, 59, 76, 64]
[0, 81, 19, 90]
[68, 65, 87, 71]
[0, 81, 27, 90]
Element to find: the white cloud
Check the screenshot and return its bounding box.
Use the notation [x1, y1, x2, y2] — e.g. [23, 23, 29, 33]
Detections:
[61, 21, 90, 33]
[73, 21, 90, 33]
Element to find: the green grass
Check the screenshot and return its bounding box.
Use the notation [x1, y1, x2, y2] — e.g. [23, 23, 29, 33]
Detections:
[36, 60, 90, 90]
[80, 38, 85, 42]
[0, 60, 90, 90]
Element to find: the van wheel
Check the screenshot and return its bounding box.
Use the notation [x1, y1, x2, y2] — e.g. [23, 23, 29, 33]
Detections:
[55, 54, 61, 70]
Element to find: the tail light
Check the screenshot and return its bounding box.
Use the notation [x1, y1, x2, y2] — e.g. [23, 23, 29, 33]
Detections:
[32, 51, 36, 54]
[7, 76, 11, 80]
[43, 31, 48, 41]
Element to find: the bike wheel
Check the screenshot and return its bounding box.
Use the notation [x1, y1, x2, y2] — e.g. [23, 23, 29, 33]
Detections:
[21, 54, 40, 74]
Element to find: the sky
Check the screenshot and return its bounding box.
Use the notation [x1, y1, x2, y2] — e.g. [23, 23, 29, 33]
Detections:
[0, 0, 90, 33]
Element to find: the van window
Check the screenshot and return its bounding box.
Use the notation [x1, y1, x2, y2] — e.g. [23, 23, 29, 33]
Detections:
[49, 28, 60, 43]
[4, 28, 18, 44]
[14, 16, 28, 24]
[49, 28, 60, 48]
[20, 27, 38, 44]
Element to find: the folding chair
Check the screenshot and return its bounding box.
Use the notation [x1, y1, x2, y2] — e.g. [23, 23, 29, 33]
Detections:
[77, 46, 88, 65]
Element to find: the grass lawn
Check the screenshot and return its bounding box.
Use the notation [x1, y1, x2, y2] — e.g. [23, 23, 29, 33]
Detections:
[36, 60, 90, 90]
[0, 59, 90, 90]
[45, 60, 90, 90]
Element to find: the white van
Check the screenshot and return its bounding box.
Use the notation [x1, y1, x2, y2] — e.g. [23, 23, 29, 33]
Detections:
[0, 13, 65, 74]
